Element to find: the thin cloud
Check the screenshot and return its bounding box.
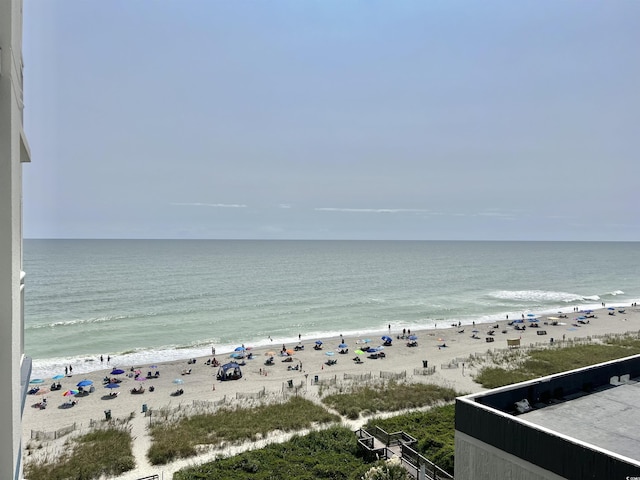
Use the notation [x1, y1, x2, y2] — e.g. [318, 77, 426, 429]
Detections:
[315, 207, 430, 213]
[477, 211, 517, 218]
[170, 202, 247, 208]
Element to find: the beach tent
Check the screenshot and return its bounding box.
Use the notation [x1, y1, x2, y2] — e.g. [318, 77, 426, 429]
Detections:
[507, 338, 521, 348]
[217, 362, 242, 381]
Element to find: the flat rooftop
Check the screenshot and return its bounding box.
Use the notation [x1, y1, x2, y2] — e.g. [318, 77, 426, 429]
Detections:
[521, 377, 640, 462]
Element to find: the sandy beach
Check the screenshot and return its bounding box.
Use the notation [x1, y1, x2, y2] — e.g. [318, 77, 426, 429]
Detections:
[22, 305, 640, 479]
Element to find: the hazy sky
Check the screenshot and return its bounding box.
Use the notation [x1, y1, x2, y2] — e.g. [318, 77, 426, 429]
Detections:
[22, 1, 639, 240]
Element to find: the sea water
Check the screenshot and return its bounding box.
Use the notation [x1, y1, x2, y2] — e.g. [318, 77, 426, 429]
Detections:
[24, 239, 640, 378]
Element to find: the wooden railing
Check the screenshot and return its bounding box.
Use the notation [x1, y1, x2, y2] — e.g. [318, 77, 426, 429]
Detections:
[356, 426, 453, 480]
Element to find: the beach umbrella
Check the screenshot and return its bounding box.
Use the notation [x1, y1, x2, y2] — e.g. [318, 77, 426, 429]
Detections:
[173, 378, 184, 384]
[472, 329, 479, 333]
[62, 389, 79, 396]
[513, 319, 524, 323]
[150, 365, 158, 369]
[76, 380, 93, 387]
[608, 307, 615, 311]
[135, 376, 146, 382]
[408, 335, 418, 341]
[315, 340, 323, 345]
[29, 378, 45, 384]
[234, 346, 245, 352]
[375, 345, 385, 351]
[110, 369, 125, 375]
[338, 343, 348, 349]
[527, 313, 537, 317]
[230, 353, 244, 359]
[286, 349, 295, 355]
[381, 335, 392, 342]
[577, 316, 587, 320]
[104, 383, 120, 389]
[52, 374, 65, 380]
[527, 318, 539, 322]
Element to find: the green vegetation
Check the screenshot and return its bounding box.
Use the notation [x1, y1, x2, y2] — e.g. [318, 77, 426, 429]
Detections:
[25, 426, 134, 480]
[322, 381, 458, 419]
[364, 403, 456, 475]
[174, 426, 372, 480]
[475, 336, 640, 388]
[362, 457, 411, 480]
[148, 396, 339, 465]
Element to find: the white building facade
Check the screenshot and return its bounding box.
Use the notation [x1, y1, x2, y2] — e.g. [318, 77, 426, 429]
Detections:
[0, 0, 31, 478]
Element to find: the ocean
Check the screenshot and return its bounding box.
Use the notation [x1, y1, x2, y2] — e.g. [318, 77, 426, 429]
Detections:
[25, 240, 640, 378]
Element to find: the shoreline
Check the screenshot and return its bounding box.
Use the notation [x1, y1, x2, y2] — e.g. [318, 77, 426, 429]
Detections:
[23, 305, 640, 479]
[27, 300, 640, 380]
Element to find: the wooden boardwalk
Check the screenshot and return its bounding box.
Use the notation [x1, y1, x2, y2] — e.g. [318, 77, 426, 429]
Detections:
[355, 426, 453, 480]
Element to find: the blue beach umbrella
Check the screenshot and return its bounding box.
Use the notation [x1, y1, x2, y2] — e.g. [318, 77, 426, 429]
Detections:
[338, 343, 348, 349]
[76, 380, 93, 387]
[381, 335, 392, 343]
[527, 313, 537, 317]
[52, 374, 65, 380]
[110, 369, 125, 375]
[577, 316, 586, 320]
[527, 318, 539, 322]
[315, 340, 323, 345]
[104, 383, 120, 389]
[408, 335, 418, 341]
[29, 378, 44, 384]
[234, 346, 245, 352]
[608, 307, 615, 311]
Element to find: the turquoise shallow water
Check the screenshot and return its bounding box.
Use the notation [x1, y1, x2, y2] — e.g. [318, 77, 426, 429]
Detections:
[24, 239, 640, 377]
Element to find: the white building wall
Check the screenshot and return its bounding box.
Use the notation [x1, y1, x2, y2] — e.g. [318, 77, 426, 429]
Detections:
[0, 0, 30, 478]
[455, 432, 565, 480]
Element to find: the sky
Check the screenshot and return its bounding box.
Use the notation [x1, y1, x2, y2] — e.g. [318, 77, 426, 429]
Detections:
[22, 1, 640, 241]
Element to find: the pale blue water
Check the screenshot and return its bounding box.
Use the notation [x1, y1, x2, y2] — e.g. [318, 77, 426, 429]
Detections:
[24, 240, 640, 378]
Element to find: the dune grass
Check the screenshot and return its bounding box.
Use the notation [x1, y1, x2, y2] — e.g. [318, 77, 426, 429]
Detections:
[475, 335, 640, 388]
[148, 396, 340, 465]
[24, 426, 135, 480]
[174, 426, 372, 480]
[321, 381, 459, 419]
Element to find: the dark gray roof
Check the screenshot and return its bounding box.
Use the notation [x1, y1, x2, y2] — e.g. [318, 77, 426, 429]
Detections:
[521, 378, 640, 462]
